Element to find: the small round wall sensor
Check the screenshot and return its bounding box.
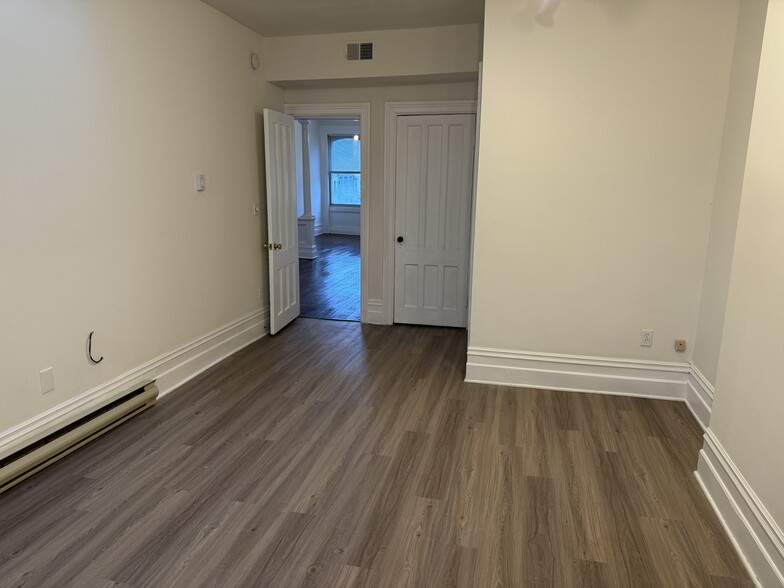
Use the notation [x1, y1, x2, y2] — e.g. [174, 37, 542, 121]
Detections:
[250, 53, 260, 70]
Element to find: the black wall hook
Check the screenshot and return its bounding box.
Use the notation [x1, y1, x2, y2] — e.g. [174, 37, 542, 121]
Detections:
[88, 331, 104, 364]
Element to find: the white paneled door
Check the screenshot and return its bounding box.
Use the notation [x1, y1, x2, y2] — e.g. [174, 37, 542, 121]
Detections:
[394, 114, 476, 328]
[263, 109, 300, 335]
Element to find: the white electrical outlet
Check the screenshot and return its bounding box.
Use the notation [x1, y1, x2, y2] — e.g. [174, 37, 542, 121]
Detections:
[39, 367, 55, 394]
[640, 330, 654, 347]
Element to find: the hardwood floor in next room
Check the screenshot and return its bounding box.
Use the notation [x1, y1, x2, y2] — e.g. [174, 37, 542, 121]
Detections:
[0, 319, 751, 587]
[299, 234, 360, 321]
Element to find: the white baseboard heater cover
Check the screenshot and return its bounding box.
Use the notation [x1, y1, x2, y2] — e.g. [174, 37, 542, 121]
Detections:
[0, 381, 159, 495]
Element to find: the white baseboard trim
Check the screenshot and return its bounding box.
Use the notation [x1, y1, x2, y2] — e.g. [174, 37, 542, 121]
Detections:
[155, 306, 269, 398]
[0, 307, 269, 462]
[298, 244, 317, 259]
[686, 362, 714, 430]
[696, 429, 784, 587]
[366, 299, 385, 325]
[328, 227, 361, 236]
[466, 347, 689, 401]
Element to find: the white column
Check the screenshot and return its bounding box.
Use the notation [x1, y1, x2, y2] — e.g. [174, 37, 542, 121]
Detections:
[297, 119, 318, 259]
[300, 119, 313, 219]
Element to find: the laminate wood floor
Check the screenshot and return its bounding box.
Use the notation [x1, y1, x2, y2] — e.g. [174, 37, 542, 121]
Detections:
[0, 319, 752, 587]
[300, 234, 360, 322]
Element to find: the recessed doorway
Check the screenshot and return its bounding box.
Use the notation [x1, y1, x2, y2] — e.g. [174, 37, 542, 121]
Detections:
[291, 114, 364, 322]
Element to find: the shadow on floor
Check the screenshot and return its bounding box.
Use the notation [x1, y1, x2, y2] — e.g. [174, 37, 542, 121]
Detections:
[299, 234, 360, 321]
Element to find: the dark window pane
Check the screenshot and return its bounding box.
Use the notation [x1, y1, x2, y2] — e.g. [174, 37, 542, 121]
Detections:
[330, 137, 360, 172]
[330, 173, 360, 205]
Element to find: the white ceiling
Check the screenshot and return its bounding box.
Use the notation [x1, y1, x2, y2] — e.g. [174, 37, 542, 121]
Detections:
[202, 0, 484, 37]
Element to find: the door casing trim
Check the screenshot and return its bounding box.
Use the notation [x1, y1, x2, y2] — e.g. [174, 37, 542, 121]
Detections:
[284, 103, 370, 323]
[384, 100, 478, 325]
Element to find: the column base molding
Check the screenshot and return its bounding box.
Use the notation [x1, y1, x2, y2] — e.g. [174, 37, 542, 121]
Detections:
[298, 216, 317, 259]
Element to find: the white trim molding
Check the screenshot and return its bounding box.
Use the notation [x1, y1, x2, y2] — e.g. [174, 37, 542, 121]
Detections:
[686, 362, 715, 430]
[384, 100, 478, 325]
[0, 307, 269, 462]
[297, 216, 318, 260]
[285, 102, 370, 323]
[327, 203, 361, 236]
[366, 299, 385, 325]
[466, 346, 690, 401]
[696, 429, 784, 587]
[328, 227, 361, 236]
[298, 242, 318, 259]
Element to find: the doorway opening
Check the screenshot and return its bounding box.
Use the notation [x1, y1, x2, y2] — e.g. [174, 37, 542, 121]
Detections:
[293, 117, 362, 322]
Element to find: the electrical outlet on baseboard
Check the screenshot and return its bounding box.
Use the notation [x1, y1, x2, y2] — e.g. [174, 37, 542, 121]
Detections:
[640, 330, 654, 347]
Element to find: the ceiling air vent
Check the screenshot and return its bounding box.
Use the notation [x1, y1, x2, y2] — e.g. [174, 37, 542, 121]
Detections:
[345, 42, 373, 61]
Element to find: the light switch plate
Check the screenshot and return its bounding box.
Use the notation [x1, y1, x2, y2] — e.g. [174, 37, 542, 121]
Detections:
[195, 173, 206, 192]
[39, 367, 55, 394]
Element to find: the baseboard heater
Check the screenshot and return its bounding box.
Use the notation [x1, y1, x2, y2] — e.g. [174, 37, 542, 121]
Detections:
[0, 381, 159, 495]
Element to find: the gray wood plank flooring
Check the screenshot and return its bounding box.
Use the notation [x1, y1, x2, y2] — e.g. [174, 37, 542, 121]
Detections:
[0, 318, 752, 586]
[299, 234, 360, 322]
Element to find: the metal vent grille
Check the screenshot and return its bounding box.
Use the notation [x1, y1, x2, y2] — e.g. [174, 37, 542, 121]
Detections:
[346, 42, 374, 61]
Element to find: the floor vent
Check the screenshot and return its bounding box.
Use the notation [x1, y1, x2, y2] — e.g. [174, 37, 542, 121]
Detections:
[0, 381, 159, 494]
[345, 42, 373, 61]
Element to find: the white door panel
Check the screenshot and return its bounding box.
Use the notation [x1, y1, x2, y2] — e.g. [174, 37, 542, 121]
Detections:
[394, 114, 476, 327]
[263, 109, 300, 335]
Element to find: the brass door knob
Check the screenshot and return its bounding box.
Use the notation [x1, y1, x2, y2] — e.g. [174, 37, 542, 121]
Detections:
[274, 243, 282, 250]
[263, 243, 271, 250]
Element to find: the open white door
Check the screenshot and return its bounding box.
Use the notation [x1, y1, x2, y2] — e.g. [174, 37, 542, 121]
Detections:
[394, 114, 476, 328]
[263, 109, 300, 335]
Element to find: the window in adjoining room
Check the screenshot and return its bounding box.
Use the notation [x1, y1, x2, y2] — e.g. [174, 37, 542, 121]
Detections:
[328, 135, 361, 206]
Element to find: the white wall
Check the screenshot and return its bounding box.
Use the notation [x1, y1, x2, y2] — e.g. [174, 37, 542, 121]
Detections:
[264, 24, 481, 85]
[707, 0, 784, 546]
[469, 0, 739, 363]
[284, 82, 479, 305]
[692, 0, 768, 386]
[0, 0, 282, 435]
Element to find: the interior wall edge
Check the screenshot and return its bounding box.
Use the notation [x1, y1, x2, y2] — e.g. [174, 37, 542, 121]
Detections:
[685, 361, 715, 430]
[696, 428, 784, 588]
